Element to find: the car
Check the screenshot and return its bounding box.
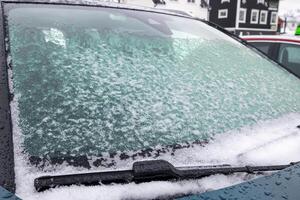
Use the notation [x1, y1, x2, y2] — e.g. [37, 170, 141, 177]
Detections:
[242, 35, 300, 78]
[0, 0, 300, 200]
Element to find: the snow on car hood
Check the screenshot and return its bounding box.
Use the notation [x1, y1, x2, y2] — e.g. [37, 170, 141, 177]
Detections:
[12, 112, 300, 200]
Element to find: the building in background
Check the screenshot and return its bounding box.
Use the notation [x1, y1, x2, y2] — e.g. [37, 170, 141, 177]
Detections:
[209, 0, 280, 35]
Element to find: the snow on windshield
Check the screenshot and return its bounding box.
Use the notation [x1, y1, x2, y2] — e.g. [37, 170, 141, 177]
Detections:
[7, 6, 300, 160]
[4, 4, 300, 200]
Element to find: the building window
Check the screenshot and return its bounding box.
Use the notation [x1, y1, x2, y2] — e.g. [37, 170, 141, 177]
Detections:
[271, 12, 277, 25]
[260, 10, 268, 24]
[239, 8, 247, 23]
[221, 0, 230, 3]
[251, 9, 259, 24]
[187, 0, 195, 3]
[257, 0, 264, 4]
[218, 9, 228, 19]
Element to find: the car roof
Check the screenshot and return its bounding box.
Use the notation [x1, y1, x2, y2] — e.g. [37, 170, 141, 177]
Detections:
[242, 35, 300, 45]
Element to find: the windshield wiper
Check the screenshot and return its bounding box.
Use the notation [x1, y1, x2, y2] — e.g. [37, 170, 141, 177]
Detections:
[34, 160, 299, 192]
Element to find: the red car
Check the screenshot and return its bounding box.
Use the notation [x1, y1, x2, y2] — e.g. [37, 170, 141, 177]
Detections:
[243, 35, 300, 78]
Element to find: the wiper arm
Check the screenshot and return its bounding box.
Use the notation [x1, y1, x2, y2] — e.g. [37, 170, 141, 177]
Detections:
[34, 160, 299, 192]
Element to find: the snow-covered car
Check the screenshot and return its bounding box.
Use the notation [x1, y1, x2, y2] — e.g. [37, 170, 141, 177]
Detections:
[0, 1, 300, 200]
[242, 35, 300, 78]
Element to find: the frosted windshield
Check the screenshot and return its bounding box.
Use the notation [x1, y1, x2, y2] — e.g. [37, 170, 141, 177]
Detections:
[6, 5, 300, 161]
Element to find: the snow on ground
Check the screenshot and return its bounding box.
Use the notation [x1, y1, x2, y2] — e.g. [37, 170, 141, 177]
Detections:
[12, 112, 300, 200]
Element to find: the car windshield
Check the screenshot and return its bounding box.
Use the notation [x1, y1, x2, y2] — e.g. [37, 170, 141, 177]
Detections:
[5, 4, 300, 168]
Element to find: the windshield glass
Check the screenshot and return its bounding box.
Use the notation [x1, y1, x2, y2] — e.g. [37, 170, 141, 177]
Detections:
[6, 4, 300, 165]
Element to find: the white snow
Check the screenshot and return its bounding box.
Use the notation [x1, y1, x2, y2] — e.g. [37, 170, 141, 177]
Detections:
[11, 112, 300, 200]
[16, 175, 249, 200]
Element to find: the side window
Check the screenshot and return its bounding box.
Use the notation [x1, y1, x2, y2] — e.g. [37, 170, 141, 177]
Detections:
[250, 42, 272, 55]
[278, 43, 300, 77]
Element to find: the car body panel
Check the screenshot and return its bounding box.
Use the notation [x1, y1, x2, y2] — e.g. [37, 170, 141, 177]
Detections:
[0, 1, 15, 193]
[0, 186, 20, 200]
[178, 163, 300, 200]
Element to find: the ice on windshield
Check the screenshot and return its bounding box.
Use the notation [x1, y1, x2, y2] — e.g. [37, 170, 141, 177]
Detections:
[6, 6, 300, 162]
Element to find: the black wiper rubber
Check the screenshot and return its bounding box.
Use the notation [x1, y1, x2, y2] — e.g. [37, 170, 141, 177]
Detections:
[34, 160, 299, 192]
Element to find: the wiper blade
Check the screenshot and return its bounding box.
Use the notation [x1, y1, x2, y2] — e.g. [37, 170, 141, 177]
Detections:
[34, 160, 299, 192]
